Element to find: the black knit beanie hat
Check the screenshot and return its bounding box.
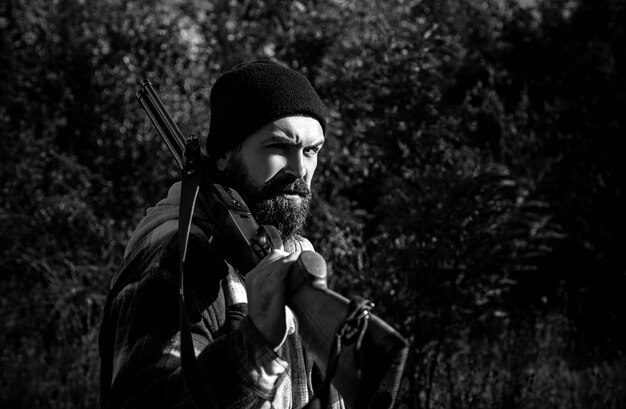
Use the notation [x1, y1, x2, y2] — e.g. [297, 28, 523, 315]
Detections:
[207, 60, 327, 158]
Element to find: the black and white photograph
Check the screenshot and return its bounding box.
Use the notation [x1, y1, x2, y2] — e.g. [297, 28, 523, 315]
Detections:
[1, 1, 624, 408]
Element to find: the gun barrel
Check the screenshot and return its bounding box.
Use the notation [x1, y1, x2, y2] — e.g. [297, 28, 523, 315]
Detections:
[136, 79, 186, 169]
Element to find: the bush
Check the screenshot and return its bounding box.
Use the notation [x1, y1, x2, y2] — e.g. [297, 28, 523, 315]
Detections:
[1, 0, 624, 407]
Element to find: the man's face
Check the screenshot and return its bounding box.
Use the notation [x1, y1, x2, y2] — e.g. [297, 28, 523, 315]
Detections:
[217, 116, 325, 240]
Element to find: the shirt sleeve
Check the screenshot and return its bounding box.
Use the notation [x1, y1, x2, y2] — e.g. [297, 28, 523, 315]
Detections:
[104, 264, 289, 409]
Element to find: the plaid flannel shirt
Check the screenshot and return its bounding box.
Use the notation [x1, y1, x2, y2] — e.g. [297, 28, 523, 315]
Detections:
[99, 182, 344, 409]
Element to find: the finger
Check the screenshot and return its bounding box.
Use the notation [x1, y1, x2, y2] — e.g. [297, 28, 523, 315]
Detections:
[247, 250, 291, 284]
[264, 249, 290, 264]
[252, 249, 288, 271]
[254, 251, 299, 285]
[282, 251, 301, 265]
[274, 251, 301, 279]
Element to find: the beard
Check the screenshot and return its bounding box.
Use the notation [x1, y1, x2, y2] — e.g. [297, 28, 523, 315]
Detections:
[219, 155, 312, 241]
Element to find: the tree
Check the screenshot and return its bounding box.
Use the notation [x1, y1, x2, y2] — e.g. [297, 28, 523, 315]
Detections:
[1, 0, 624, 407]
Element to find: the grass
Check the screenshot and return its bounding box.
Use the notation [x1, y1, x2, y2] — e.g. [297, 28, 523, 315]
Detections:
[398, 313, 626, 409]
[2, 265, 624, 409]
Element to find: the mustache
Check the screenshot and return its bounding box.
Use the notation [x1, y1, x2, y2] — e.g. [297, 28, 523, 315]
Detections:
[261, 177, 311, 197]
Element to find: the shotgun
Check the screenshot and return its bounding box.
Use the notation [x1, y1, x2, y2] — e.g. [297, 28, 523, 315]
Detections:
[136, 79, 408, 409]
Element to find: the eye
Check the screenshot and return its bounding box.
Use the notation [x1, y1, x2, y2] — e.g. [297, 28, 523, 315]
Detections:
[304, 146, 321, 158]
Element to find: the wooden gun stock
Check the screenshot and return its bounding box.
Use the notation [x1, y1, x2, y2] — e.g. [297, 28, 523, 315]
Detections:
[137, 80, 409, 409]
[288, 252, 408, 409]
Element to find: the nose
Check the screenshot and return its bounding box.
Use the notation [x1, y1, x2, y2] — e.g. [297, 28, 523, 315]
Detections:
[285, 149, 307, 179]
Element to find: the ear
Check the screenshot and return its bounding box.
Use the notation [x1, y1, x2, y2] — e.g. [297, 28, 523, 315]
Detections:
[214, 151, 232, 172]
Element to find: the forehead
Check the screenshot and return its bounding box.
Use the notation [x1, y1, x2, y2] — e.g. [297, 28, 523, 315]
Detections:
[246, 116, 325, 146]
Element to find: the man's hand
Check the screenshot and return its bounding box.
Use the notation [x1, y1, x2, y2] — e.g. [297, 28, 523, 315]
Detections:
[246, 249, 300, 349]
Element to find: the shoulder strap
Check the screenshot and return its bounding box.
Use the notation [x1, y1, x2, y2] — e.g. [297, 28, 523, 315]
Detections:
[177, 136, 211, 408]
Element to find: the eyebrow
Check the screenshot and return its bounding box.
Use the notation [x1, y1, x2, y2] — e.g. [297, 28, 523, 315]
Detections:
[265, 134, 324, 147]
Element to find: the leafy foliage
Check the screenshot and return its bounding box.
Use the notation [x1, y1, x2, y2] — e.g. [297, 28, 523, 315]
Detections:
[1, 0, 624, 407]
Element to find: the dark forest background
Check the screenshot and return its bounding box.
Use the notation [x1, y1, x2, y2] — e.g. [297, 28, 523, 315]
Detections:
[1, 0, 625, 408]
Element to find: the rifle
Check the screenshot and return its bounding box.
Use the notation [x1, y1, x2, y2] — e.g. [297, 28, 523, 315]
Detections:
[136, 79, 408, 409]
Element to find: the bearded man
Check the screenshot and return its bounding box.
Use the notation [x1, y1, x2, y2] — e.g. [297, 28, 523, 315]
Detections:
[99, 60, 344, 409]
